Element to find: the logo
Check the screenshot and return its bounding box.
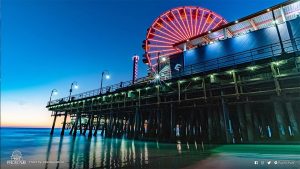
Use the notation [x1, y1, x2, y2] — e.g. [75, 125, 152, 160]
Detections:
[174, 64, 182, 71]
[7, 150, 26, 165]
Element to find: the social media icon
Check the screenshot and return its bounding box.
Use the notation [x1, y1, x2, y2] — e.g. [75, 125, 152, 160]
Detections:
[267, 161, 271, 165]
[254, 161, 258, 165]
[274, 161, 278, 164]
[261, 161, 264, 165]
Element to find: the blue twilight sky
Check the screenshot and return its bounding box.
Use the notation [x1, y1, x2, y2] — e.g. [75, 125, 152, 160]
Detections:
[2, 0, 284, 127]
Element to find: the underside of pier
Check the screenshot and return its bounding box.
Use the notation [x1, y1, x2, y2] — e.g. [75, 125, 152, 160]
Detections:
[47, 47, 300, 144]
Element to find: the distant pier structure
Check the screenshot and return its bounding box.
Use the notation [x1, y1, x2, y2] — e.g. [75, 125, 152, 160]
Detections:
[47, 1, 300, 143]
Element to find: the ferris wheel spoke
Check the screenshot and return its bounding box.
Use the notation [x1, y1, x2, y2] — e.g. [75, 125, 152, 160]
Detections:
[148, 48, 177, 55]
[152, 27, 182, 42]
[200, 12, 212, 34]
[151, 51, 181, 63]
[203, 16, 217, 33]
[157, 19, 185, 41]
[184, 8, 192, 37]
[185, 8, 193, 37]
[196, 10, 205, 35]
[149, 33, 177, 43]
[159, 50, 181, 57]
[199, 14, 209, 34]
[160, 16, 186, 40]
[212, 19, 224, 30]
[165, 15, 188, 40]
[176, 9, 191, 38]
[181, 8, 190, 37]
[172, 10, 190, 39]
[151, 63, 158, 68]
[193, 8, 199, 37]
[189, 8, 194, 36]
[148, 44, 173, 48]
[150, 50, 179, 60]
[148, 39, 174, 44]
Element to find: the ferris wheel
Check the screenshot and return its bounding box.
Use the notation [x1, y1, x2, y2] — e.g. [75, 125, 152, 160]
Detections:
[142, 6, 227, 71]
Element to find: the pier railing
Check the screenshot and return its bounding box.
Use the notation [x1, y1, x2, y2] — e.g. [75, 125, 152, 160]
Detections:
[48, 76, 149, 106]
[171, 37, 300, 78]
[48, 37, 300, 106]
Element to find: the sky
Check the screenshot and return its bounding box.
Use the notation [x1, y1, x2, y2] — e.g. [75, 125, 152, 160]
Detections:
[1, 0, 284, 127]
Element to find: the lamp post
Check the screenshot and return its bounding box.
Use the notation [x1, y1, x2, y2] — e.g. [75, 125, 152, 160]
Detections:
[49, 89, 58, 105]
[100, 70, 110, 94]
[69, 81, 79, 101]
[155, 53, 167, 81]
[49, 89, 58, 135]
[61, 81, 79, 136]
[157, 52, 161, 75]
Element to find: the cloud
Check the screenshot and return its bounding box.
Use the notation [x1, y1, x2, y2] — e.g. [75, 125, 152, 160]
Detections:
[18, 100, 27, 106]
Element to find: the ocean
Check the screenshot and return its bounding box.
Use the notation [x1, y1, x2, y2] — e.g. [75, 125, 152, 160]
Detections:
[1, 127, 300, 169]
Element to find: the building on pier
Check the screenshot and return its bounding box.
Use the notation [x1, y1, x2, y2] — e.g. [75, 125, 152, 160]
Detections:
[47, 0, 300, 143]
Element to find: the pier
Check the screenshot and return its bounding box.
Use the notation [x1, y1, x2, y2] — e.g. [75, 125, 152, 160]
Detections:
[46, 0, 300, 144]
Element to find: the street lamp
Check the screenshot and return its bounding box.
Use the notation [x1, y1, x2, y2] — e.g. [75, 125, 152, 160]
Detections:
[49, 89, 58, 104]
[100, 70, 110, 94]
[69, 81, 79, 101]
[161, 57, 166, 62]
[155, 52, 161, 80]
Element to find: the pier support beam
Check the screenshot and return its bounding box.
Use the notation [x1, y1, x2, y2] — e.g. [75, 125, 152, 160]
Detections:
[207, 107, 213, 143]
[147, 111, 153, 138]
[115, 114, 119, 137]
[126, 113, 132, 138]
[194, 111, 200, 142]
[79, 114, 82, 135]
[83, 114, 91, 135]
[73, 113, 79, 136]
[285, 102, 300, 137]
[69, 119, 75, 135]
[88, 112, 95, 137]
[61, 112, 68, 136]
[94, 114, 101, 136]
[236, 104, 248, 142]
[244, 103, 254, 142]
[156, 109, 161, 139]
[134, 103, 141, 139]
[130, 113, 135, 138]
[271, 64, 281, 96]
[252, 111, 260, 140]
[50, 112, 57, 135]
[120, 115, 125, 137]
[221, 92, 232, 143]
[170, 103, 175, 139]
[101, 115, 107, 136]
[259, 110, 267, 139]
[273, 100, 288, 141]
[218, 105, 226, 143]
[213, 106, 222, 141]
